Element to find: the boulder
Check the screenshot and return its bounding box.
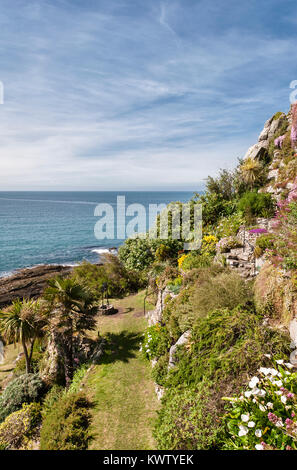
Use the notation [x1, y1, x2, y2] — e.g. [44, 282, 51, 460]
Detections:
[146, 287, 170, 326]
[168, 330, 191, 370]
[244, 142, 269, 161]
[245, 113, 286, 161]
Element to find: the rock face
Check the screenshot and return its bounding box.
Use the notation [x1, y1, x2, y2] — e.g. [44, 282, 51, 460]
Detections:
[215, 218, 273, 279]
[168, 330, 191, 370]
[244, 113, 286, 161]
[40, 329, 66, 385]
[0, 264, 73, 308]
[146, 287, 170, 326]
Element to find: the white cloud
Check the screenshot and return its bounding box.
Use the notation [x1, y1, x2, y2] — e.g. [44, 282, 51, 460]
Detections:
[0, 0, 296, 190]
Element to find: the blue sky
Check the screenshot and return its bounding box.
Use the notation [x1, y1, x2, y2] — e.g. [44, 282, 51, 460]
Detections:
[0, 0, 297, 190]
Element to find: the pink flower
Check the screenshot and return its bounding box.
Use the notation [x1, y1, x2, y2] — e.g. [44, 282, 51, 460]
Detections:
[274, 135, 285, 148]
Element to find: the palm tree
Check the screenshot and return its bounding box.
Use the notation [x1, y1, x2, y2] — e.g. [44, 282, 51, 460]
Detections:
[240, 157, 264, 188]
[0, 298, 45, 373]
[45, 277, 97, 387]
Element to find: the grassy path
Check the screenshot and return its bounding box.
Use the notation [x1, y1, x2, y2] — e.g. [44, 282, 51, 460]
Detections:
[85, 292, 159, 450]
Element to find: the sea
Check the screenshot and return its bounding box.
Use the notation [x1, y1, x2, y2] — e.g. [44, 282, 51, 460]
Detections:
[0, 191, 194, 277]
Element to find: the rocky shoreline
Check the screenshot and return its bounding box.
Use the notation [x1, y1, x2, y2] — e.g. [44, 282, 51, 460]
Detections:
[0, 264, 74, 308]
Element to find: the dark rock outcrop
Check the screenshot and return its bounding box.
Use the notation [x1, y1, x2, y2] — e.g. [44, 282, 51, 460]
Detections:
[0, 264, 73, 308]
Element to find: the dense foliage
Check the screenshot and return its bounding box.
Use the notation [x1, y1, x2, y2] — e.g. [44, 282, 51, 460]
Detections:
[237, 191, 275, 220]
[118, 237, 182, 271]
[73, 255, 143, 298]
[40, 392, 92, 450]
[0, 374, 44, 423]
[0, 402, 42, 450]
[153, 304, 290, 449]
[223, 359, 297, 450]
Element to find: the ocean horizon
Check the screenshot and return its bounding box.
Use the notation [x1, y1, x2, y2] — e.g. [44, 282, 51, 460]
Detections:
[0, 191, 194, 277]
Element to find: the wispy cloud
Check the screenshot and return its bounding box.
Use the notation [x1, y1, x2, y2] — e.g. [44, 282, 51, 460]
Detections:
[0, 0, 296, 190]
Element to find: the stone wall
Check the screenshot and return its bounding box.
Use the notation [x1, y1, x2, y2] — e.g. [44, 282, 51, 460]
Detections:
[215, 218, 274, 279]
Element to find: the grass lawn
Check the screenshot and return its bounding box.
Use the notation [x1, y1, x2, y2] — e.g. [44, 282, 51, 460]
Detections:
[0, 343, 21, 390]
[85, 291, 159, 450]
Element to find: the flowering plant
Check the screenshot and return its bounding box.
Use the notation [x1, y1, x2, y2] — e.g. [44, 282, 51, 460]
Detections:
[249, 228, 268, 234]
[275, 135, 286, 149]
[140, 324, 170, 361]
[268, 182, 297, 271]
[291, 103, 297, 147]
[201, 234, 218, 256]
[223, 358, 297, 450]
[215, 213, 245, 239]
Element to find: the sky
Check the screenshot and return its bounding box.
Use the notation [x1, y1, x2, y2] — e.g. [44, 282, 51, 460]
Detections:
[0, 0, 297, 191]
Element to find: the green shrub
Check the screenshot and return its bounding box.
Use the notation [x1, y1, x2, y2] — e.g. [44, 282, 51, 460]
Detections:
[154, 383, 222, 450]
[0, 374, 45, 423]
[0, 402, 42, 450]
[41, 384, 64, 418]
[169, 304, 290, 389]
[166, 276, 182, 295]
[68, 363, 90, 394]
[73, 256, 143, 299]
[154, 303, 290, 450]
[141, 324, 171, 360]
[119, 238, 182, 272]
[238, 192, 275, 220]
[272, 111, 283, 121]
[152, 353, 169, 386]
[179, 252, 212, 271]
[162, 269, 254, 341]
[40, 392, 92, 450]
[216, 212, 246, 238]
[254, 233, 275, 258]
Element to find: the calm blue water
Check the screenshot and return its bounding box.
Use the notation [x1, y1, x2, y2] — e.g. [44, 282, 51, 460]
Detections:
[0, 191, 193, 277]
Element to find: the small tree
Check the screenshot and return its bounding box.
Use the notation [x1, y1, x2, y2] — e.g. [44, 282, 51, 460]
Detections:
[45, 278, 98, 387]
[0, 299, 45, 374]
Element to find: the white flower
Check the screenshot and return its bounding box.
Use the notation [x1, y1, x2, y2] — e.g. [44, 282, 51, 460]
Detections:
[267, 402, 273, 409]
[241, 413, 250, 422]
[285, 363, 294, 369]
[259, 404, 266, 412]
[257, 389, 266, 397]
[255, 444, 264, 450]
[276, 359, 284, 365]
[274, 380, 283, 388]
[248, 421, 255, 428]
[275, 420, 283, 428]
[238, 425, 249, 436]
[275, 391, 282, 396]
[264, 354, 271, 359]
[249, 377, 259, 389]
[269, 368, 278, 376]
[244, 391, 252, 398]
[259, 367, 270, 375]
[281, 395, 287, 404]
[139, 346, 142, 352]
[255, 429, 262, 438]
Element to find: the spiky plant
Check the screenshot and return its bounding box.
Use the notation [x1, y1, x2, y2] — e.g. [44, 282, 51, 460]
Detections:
[45, 278, 97, 387]
[240, 157, 264, 188]
[0, 299, 46, 373]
